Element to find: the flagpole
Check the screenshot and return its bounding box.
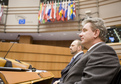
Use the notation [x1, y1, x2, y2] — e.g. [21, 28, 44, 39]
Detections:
[77, 0, 80, 31]
[37, 0, 41, 33]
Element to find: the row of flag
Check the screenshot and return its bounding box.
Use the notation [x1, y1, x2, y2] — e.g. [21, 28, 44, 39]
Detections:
[38, 0, 76, 24]
[0, 4, 3, 22]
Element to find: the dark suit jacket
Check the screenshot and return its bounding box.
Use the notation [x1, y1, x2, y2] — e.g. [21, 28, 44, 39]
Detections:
[60, 52, 84, 82]
[60, 42, 120, 84]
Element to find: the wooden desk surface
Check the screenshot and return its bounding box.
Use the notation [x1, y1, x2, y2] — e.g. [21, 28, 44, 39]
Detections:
[0, 71, 54, 84]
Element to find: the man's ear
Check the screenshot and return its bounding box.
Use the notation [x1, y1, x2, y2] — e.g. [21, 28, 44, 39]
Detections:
[94, 29, 100, 38]
[78, 46, 82, 51]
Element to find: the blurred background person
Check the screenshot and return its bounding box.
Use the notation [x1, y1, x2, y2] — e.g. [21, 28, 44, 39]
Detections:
[53, 39, 84, 84]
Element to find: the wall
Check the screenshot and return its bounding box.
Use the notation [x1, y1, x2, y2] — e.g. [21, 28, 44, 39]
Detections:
[0, 40, 73, 47]
[79, 0, 121, 27]
[33, 40, 73, 47]
[1, 0, 121, 33]
[3, 0, 39, 32]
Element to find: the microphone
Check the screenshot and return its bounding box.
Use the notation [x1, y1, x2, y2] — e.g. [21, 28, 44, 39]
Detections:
[4, 35, 20, 59]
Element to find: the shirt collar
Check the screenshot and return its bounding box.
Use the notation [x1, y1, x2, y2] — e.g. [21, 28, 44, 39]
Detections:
[88, 42, 103, 51]
[74, 51, 83, 59]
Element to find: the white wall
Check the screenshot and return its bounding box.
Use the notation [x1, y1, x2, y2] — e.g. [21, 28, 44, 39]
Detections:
[1, 0, 121, 33]
[5, 0, 39, 32]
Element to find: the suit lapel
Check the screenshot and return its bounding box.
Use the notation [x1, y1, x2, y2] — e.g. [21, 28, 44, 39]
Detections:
[79, 42, 105, 62]
[61, 52, 84, 77]
[71, 52, 84, 66]
[88, 42, 105, 53]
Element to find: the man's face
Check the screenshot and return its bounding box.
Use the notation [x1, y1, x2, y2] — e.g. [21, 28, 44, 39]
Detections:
[79, 23, 95, 48]
[69, 41, 78, 55]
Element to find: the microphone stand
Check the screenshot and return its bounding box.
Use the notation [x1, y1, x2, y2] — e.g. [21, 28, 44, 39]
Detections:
[4, 35, 20, 59]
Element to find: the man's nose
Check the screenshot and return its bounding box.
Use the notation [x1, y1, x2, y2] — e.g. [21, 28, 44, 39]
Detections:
[69, 46, 71, 49]
[79, 32, 82, 37]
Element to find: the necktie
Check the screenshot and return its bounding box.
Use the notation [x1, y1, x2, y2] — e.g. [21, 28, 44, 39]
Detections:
[69, 57, 74, 65]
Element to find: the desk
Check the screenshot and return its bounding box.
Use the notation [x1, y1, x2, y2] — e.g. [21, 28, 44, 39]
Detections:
[0, 69, 54, 84]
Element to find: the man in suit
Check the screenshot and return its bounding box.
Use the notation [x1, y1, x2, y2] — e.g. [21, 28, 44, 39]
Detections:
[53, 39, 84, 84]
[58, 18, 120, 84]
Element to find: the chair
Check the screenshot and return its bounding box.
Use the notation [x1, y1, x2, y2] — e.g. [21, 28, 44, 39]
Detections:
[110, 68, 121, 84]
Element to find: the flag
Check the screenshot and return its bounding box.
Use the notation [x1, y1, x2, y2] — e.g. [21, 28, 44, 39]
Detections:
[73, 0, 76, 18]
[39, 2, 44, 23]
[45, 1, 49, 22]
[42, 3, 46, 23]
[40, 3, 45, 23]
[0, 4, 3, 22]
[38, 5, 41, 20]
[38, 3, 43, 23]
[56, 0, 60, 21]
[70, 0, 73, 20]
[54, 0, 56, 21]
[51, 1, 54, 22]
[59, 1, 63, 19]
[68, 0, 71, 20]
[38, 3, 41, 20]
[47, 1, 52, 22]
[64, 0, 68, 21]
[61, 1, 65, 21]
